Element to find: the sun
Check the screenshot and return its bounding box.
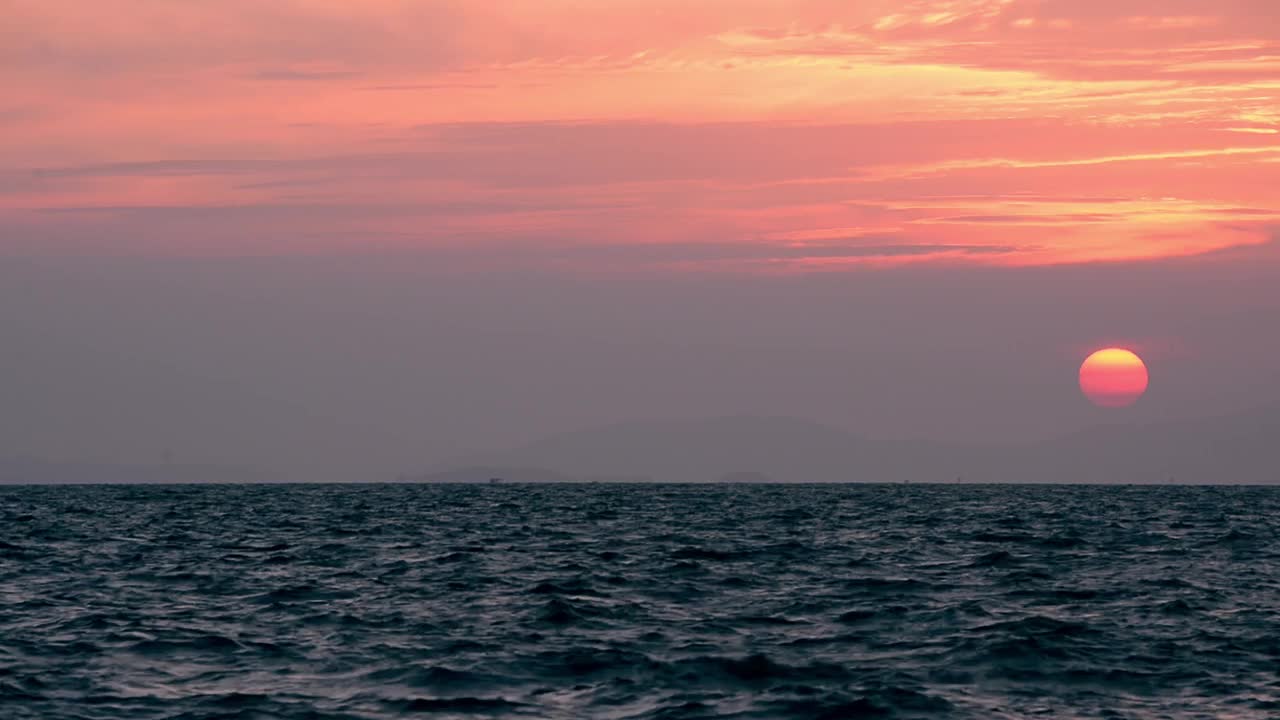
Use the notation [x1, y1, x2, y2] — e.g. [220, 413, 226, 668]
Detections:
[1079, 348, 1149, 408]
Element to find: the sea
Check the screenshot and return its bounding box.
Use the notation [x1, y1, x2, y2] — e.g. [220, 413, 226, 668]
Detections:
[1, 483, 1277, 719]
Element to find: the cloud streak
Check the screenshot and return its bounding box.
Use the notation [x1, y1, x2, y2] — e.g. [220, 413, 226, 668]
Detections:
[2, 0, 1277, 268]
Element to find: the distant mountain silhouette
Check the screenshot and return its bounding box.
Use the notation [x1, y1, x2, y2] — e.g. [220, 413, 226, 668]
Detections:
[436, 416, 974, 483]
[428, 408, 1280, 484]
[716, 470, 775, 484]
[404, 465, 651, 484]
[1007, 404, 1280, 484]
[405, 466, 576, 484]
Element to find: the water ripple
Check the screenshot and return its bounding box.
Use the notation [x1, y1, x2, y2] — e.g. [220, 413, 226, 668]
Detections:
[1, 483, 1278, 718]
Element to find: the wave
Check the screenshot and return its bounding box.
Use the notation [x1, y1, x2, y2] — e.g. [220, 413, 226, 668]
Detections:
[2, 482, 1278, 718]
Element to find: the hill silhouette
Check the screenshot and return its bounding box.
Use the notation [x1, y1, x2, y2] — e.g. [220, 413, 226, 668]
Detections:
[423, 408, 1280, 484]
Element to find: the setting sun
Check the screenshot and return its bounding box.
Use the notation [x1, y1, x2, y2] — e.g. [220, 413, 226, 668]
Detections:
[1079, 348, 1149, 408]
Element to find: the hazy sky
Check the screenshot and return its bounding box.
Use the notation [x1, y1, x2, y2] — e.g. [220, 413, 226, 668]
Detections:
[3, 1, 1278, 479]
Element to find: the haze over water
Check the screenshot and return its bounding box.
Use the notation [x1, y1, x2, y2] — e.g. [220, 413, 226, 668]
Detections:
[3, 483, 1278, 719]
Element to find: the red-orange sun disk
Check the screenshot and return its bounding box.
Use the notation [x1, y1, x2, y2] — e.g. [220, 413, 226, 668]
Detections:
[1079, 348, 1149, 408]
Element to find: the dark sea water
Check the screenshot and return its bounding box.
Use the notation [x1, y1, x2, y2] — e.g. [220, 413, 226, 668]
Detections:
[2, 483, 1278, 719]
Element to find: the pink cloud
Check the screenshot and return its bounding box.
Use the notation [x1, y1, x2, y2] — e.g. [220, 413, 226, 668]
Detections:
[2, 0, 1277, 268]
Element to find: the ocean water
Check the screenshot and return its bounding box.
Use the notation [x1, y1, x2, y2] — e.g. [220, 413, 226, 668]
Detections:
[1, 483, 1278, 720]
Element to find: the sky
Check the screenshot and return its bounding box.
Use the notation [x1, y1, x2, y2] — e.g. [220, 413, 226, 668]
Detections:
[2, 1, 1279, 479]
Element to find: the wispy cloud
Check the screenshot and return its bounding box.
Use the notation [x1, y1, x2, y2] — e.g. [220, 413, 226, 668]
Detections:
[2, 0, 1277, 267]
[249, 68, 363, 82]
